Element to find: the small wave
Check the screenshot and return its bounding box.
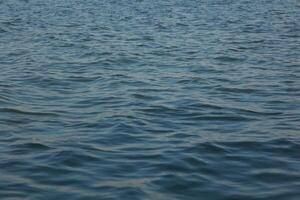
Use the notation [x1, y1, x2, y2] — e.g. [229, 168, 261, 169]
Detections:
[214, 56, 244, 62]
[10, 142, 52, 151]
[0, 108, 59, 117]
[216, 87, 258, 94]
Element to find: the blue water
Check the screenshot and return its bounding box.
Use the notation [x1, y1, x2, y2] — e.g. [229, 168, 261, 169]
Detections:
[1, 0, 300, 199]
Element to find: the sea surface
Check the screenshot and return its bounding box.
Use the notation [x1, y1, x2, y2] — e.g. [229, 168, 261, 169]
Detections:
[0, 0, 300, 199]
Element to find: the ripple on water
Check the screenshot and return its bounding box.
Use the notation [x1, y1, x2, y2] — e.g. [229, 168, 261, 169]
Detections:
[0, 0, 300, 199]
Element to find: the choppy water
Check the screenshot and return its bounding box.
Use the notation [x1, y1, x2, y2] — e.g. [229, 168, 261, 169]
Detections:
[1, 0, 300, 199]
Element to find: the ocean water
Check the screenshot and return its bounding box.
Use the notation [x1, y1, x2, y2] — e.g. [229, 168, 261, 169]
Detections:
[0, 0, 300, 199]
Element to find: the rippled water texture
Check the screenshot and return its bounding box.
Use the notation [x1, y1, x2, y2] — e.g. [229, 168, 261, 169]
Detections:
[1, 0, 300, 199]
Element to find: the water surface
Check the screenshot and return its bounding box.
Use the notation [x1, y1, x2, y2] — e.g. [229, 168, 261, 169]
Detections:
[0, 0, 300, 199]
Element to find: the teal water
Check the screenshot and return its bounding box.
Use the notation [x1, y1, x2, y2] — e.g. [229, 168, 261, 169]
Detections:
[0, 0, 300, 199]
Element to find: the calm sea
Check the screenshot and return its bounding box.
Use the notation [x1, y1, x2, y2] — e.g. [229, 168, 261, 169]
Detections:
[0, 0, 299, 199]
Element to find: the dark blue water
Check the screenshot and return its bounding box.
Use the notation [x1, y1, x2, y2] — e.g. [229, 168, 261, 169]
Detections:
[1, 0, 300, 199]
